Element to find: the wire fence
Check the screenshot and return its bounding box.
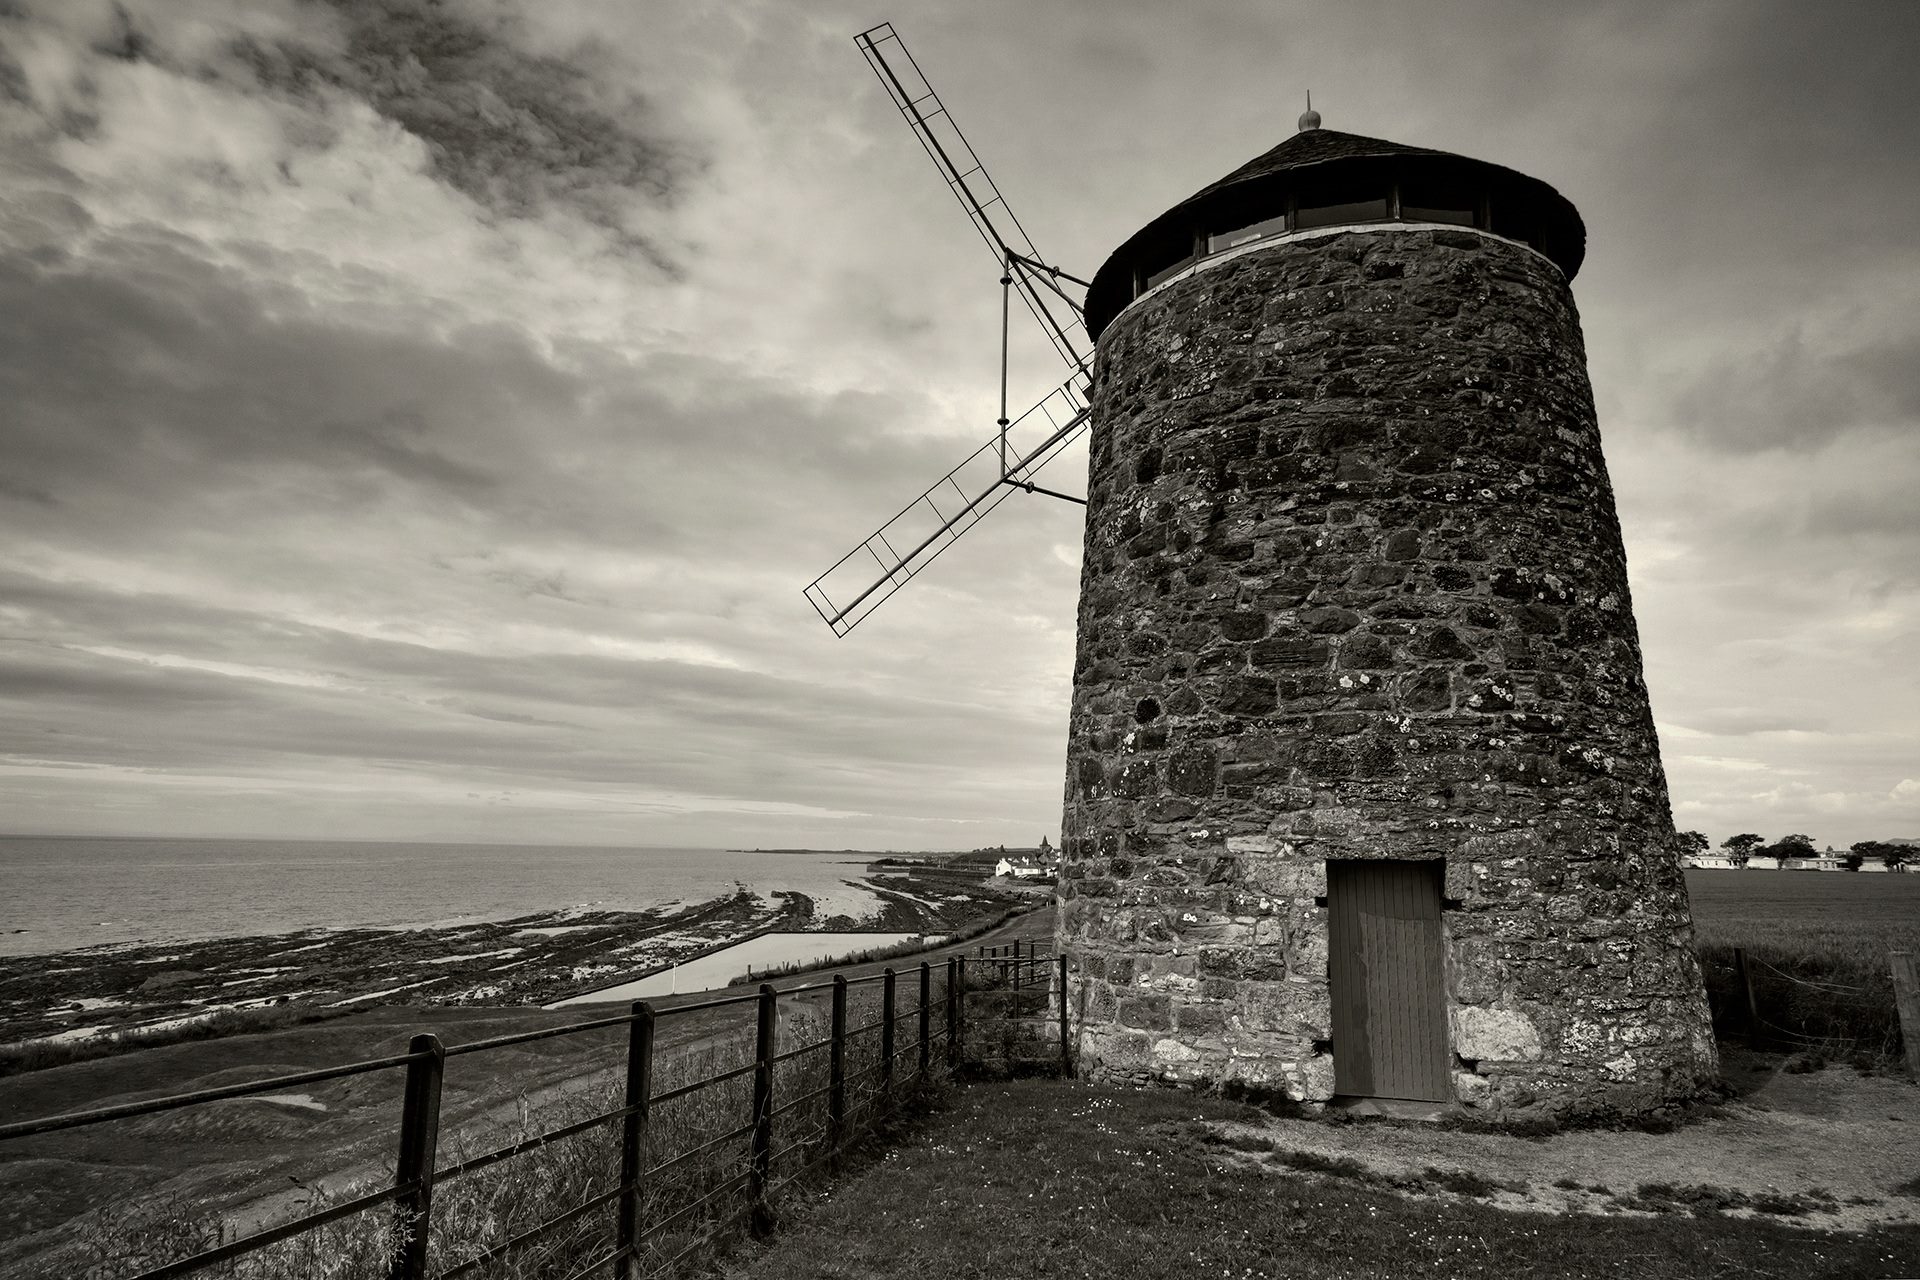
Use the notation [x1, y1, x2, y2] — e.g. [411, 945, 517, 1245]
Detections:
[1696, 944, 1908, 1062]
[3, 942, 1072, 1280]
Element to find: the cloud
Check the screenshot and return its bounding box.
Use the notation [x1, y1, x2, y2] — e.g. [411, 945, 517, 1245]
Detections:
[1664, 310, 1920, 455]
[0, 0, 1913, 851]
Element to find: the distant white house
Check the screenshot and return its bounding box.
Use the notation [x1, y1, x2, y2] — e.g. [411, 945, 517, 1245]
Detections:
[995, 855, 1053, 881]
[1687, 853, 1740, 870]
[1781, 855, 1845, 872]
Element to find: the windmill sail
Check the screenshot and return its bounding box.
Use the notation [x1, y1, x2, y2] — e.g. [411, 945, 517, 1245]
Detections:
[805, 376, 1090, 637]
[855, 22, 1091, 374]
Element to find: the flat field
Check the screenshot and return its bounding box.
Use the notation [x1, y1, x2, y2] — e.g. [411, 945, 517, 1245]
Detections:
[1683, 869, 1919, 1056]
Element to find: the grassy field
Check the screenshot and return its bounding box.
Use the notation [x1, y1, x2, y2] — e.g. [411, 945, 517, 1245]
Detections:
[725, 1080, 1920, 1280]
[1684, 870, 1920, 1061]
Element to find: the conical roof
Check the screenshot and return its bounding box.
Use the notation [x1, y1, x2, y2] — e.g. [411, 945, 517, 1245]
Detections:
[1083, 126, 1586, 339]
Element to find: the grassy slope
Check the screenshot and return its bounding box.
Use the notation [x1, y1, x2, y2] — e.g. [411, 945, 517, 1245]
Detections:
[728, 1080, 1920, 1280]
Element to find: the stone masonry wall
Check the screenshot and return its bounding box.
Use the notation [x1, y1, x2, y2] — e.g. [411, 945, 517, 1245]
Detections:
[1058, 227, 1717, 1116]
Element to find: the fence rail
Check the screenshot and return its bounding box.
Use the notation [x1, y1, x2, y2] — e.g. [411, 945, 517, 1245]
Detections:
[6, 940, 1070, 1280]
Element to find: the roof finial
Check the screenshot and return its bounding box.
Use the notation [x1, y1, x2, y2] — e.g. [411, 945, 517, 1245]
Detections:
[1298, 90, 1321, 133]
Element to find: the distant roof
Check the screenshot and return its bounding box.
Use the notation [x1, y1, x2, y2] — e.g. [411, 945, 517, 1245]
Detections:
[1084, 126, 1587, 340]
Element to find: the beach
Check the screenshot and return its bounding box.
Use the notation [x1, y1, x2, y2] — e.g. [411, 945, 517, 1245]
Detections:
[0, 847, 1027, 1055]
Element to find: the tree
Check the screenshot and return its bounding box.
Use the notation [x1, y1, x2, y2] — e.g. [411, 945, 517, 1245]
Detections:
[1722, 833, 1764, 867]
[1767, 833, 1816, 862]
[1852, 839, 1914, 871]
[1677, 830, 1710, 857]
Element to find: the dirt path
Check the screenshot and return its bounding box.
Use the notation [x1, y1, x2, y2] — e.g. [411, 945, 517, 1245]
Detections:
[1203, 1050, 1920, 1232]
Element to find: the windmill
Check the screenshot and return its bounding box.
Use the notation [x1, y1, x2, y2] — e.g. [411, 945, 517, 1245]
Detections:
[807, 25, 1718, 1115]
[803, 23, 1091, 637]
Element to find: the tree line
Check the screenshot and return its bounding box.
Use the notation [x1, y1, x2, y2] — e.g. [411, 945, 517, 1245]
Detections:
[1676, 830, 1913, 870]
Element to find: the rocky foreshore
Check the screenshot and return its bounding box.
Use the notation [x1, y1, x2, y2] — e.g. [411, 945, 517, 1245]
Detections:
[2, 856, 1024, 1053]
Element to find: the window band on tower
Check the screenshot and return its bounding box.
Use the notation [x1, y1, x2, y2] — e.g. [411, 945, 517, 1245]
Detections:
[1127, 164, 1559, 302]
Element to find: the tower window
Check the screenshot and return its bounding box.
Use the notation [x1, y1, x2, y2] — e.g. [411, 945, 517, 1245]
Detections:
[1401, 204, 1475, 226]
[1400, 174, 1480, 228]
[1208, 212, 1289, 253]
[1144, 253, 1196, 291]
[1491, 202, 1537, 249]
[1295, 197, 1390, 230]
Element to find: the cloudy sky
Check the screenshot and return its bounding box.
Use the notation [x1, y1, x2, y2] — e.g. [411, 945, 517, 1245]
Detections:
[1, 0, 1915, 852]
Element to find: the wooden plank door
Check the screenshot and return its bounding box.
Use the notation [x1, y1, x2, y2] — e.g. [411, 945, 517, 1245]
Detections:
[1327, 860, 1450, 1101]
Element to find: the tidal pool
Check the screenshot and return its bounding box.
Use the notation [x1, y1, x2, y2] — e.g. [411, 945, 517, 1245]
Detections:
[548, 931, 935, 1007]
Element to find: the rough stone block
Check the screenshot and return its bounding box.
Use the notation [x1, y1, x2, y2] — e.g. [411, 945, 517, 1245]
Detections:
[1117, 994, 1172, 1031]
[1242, 854, 1325, 900]
[1451, 1005, 1543, 1061]
[1283, 1054, 1336, 1102]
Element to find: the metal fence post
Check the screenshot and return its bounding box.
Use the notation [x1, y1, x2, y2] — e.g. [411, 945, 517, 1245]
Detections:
[945, 956, 960, 1068]
[749, 983, 776, 1230]
[615, 1002, 655, 1279]
[828, 975, 847, 1170]
[918, 960, 932, 1079]
[390, 1033, 445, 1280]
[1058, 953, 1071, 1077]
[880, 968, 896, 1113]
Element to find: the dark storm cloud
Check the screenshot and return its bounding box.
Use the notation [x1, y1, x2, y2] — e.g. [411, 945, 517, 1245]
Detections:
[4, 0, 694, 243]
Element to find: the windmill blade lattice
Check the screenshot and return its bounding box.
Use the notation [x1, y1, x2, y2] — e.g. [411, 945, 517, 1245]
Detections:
[805, 376, 1091, 637]
[856, 22, 1091, 374]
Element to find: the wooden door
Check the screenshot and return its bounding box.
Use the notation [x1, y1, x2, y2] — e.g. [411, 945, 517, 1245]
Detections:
[1327, 860, 1450, 1101]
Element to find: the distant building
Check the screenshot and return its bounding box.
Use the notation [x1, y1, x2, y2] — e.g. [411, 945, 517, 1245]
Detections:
[995, 854, 1054, 881]
[1686, 853, 1740, 870]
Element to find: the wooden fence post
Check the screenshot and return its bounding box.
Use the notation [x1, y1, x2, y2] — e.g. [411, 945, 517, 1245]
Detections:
[1734, 947, 1761, 1048]
[880, 968, 896, 1113]
[1012, 939, 1023, 991]
[615, 1002, 654, 1280]
[918, 961, 932, 1080]
[1892, 950, 1920, 1079]
[390, 1033, 445, 1280]
[828, 975, 847, 1170]
[945, 956, 960, 1068]
[1058, 953, 1071, 1077]
[749, 983, 776, 1231]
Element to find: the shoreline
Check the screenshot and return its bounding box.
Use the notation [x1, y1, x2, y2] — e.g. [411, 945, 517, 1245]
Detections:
[0, 855, 1026, 1060]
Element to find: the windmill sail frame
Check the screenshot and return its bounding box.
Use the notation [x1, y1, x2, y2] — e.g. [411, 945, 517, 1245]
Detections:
[807, 24, 1096, 637]
[804, 376, 1091, 637]
[855, 23, 1092, 378]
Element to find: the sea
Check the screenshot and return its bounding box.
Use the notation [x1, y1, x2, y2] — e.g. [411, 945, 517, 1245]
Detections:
[0, 836, 885, 958]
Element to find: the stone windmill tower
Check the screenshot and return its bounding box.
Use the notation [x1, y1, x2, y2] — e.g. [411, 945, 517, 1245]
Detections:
[1059, 112, 1716, 1115]
[808, 28, 1715, 1117]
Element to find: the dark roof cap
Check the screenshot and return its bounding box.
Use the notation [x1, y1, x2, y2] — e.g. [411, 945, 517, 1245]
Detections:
[1085, 127, 1586, 339]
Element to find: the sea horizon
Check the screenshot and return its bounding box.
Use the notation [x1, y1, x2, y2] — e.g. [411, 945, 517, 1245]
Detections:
[0, 835, 894, 958]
